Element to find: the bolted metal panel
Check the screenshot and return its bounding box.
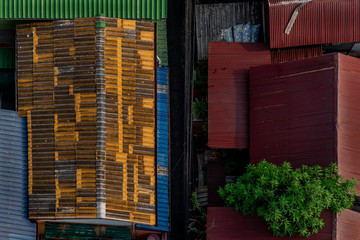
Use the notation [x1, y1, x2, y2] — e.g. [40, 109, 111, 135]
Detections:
[17, 17, 156, 225]
[195, 2, 263, 60]
[44, 222, 131, 239]
[137, 67, 169, 232]
[0, 109, 37, 240]
[208, 42, 270, 149]
[0, 0, 167, 20]
[250, 53, 360, 194]
[270, 45, 323, 64]
[267, 0, 360, 48]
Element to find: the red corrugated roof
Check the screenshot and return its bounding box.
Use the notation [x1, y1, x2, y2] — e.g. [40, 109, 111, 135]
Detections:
[208, 43, 270, 149]
[267, 0, 360, 48]
[250, 53, 360, 193]
[270, 45, 322, 64]
[207, 207, 333, 240]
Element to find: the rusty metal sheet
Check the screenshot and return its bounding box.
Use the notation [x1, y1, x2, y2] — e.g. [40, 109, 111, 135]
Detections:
[208, 42, 270, 149]
[250, 53, 360, 194]
[17, 17, 156, 225]
[207, 207, 333, 240]
[267, 0, 360, 48]
[270, 45, 322, 64]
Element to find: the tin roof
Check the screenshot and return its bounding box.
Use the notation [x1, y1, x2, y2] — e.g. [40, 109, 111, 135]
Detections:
[250, 53, 360, 193]
[208, 42, 271, 149]
[267, 0, 360, 48]
[0, 0, 167, 19]
[0, 109, 37, 239]
[270, 45, 322, 63]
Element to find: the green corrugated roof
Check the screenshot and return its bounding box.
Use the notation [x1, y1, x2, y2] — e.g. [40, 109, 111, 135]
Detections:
[0, 0, 167, 19]
[44, 223, 131, 240]
[151, 20, 168, 66]
[0, 48, 14, 69]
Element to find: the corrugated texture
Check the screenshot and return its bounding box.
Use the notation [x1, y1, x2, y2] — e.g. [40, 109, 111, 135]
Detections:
[337, 210, 360, 240]
[195, 2, 263, 60]
[207, 161, 225, 207]
[250, 53, 360, 193]
[149, 20, 167, 66]
[207, 207, 333, 240]
[267, 0, 360, 48]
[44, 222, 131, 239]
[270, 45, 323, 64]
[0, 48, 14, 68]
[0, 109, 37, 240]
[17, 17, 156, 225]
[138, 67, 169, 232]
[208, 42, 270, 149]
[0, 0, 167, 19]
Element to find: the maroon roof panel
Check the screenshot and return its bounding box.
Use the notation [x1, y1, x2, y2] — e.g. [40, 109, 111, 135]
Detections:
[267, 0, 360, 48]
[207, 161, 226, 207]
[208, 43, 271, 149]
[250, 53, 360, 193]
[207, 207, 333, 240]
[271, 45, 323, 64]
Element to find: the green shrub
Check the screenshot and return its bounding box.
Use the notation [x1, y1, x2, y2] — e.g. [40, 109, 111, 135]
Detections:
[218, 160, 357, 238]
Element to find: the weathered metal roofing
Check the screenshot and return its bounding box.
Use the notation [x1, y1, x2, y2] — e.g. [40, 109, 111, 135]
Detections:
[250, 53, 360, 193]
[207, 207, 333, 240]
[0, 48, 14, 68]
[266, 0, 360, 48]
[0, 0, 167, 19]
[153, 20, 167, 66]
[138, 67, 169, 232]
[270, 45, 322, 64]
[17, 17, 157, 225]
[44, 222, 131, 239]
[0, 109, 37, 240]
[337, 210, 360, 240]
[195, 2, 263, 60]
[208, 42, 270, 149]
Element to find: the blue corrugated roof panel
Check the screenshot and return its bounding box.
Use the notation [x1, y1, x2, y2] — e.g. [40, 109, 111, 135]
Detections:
[138, 67, 169, 232]
[0, 109, 37, 240]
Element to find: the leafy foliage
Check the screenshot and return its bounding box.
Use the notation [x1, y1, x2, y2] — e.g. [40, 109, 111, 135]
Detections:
[193, 97, 208, 119]
[194, 60, 208, 89]
[218, 160, 357, 238]
[188, 192, 207, 240]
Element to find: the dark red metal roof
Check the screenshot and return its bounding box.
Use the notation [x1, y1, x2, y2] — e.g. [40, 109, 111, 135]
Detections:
[207, 207, 333, 240]
[250, 53, 360, 193]
[271, 45, 322, 64]
[267, 0, 360, 48]
[208, 42, 271, 149]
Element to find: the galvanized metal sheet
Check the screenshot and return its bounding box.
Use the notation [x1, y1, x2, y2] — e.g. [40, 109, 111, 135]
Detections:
[44, 222, 131, 240]
[0, 109, 37, 240]
[17, 17, 156, 225]
[0, 0, 167, 20]
[207, 207, 333, 240]
[250, 53, 360, 194]
[267, 0, 360, 48]
[138, 67, 168, 232]
[195, 2, 263, 60]
[208, 42, 270, 149]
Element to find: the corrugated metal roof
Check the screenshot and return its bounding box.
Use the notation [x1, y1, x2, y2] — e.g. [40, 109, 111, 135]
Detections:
[207, 207, 333, 240]
[44, 222, 131, 239]
[208, 42, 270, 149]
[154, 20, 167, 66]
[267, 0, 360, 48]
[0, 109, 37, 240]
[195, 2, 263, 60]
[250, 53, 360, 193]
[0, 0, 167, 19]
[17, 17, 157, 225]
[337, 210, 360, 240]
[138, 67, 169, 232]
[0, 48, 14, 68]
[270, 45, 322, 64]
